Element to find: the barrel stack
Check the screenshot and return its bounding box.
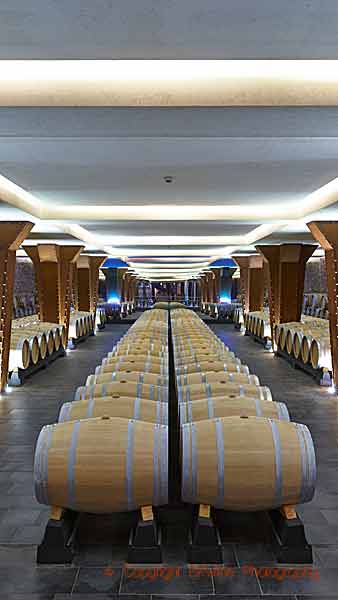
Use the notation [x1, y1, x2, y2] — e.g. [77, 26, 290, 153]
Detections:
[34, 309, 169, 525]
[34, 305, 316, 564]
[10, 315, 68, 380]
[170, 308, 316, 514]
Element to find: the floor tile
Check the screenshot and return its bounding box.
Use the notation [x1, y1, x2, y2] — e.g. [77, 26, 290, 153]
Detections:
[72, 566, 122, 593]
[120, 566, 213, 594]
[212, 566, 261, 595]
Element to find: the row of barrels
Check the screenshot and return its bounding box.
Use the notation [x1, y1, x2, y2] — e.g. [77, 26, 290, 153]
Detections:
[303, 293, 328, 318]
[244, 311, 331, 371]
[276, 320, 331, 371]
[171, 308, 316, 511]
[10, 310, 96, 372]
[34, 308, 170, 513]
[10, 316, 67, 371]
[69, 310, 96, 339]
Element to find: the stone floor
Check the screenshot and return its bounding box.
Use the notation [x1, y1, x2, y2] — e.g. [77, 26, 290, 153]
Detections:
[1, 318, 338, 598]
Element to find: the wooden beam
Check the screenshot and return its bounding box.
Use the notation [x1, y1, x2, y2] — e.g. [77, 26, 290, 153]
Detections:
[0, 222, 33, 391]
[76, 255, 105, 313]
[308, 222, 338, 387]
[232, 256, 250, 314]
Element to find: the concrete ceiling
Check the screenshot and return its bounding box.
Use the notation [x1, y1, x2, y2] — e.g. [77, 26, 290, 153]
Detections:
[1, 3, 338, 278]
[0, 1, 338, 59]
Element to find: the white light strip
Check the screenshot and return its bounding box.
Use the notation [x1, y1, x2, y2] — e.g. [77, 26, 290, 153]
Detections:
[2, 60, 338, 106]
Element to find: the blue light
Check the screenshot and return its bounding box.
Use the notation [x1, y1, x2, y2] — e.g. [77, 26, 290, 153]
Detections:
[108, 295, 121, 305]
[220, 295, 231, 304]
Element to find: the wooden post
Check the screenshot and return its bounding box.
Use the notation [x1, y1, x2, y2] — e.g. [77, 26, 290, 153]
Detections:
[24, 245, 83, 342]
[248, 255, 265, 312]
[233, 256, 250, 314]
[0, 222, 33, 391]
[76, 255, 105, 313]
[256, 244, 316, 349]
[307, 222, 338, 387]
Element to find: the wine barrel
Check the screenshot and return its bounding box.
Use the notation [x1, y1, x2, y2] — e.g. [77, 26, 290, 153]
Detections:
[175, 360, 248, 376]
[310, 336, 332, 370]
[181, 416, 316, 511]
[179, 396, 289, 424]
[174, 351, 237, 366]
[301, 334, 313, 364]
[99, 358, 168, 376]
[75, 380, 169, 402]
[86, 371, 168, 387]
[11, 332, 39, 365]
[106, 351, 166, 365]
[278, 326, 288, 351]
[9, 337, 30, 370]
[59, 396, 168, 424]
[292, 330, 303, 360]
[12, 325, 48, 364]
[177, 381, 272, 403]
[34, 417, 168, 513]
[176, 371, 259, 388]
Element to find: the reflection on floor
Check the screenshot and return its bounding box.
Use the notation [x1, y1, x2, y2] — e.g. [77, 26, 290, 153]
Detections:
[1, 319, 338, 598]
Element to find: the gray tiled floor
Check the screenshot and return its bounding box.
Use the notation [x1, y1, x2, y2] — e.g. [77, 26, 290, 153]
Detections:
[1, 319, 338, 598]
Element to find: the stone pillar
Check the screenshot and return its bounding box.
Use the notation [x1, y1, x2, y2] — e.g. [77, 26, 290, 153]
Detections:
[24, 244, 83, 347]
[76, 255, 105, 313]
[308, 222, 338, 387]
[0, 222, 33, 391]
[256, 244, 315, 348]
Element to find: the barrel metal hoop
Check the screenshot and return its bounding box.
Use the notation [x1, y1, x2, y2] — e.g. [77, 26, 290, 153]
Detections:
[160, 424, 168, 504]
[207, 396, 214, 419]
[59, 402, 72, 422]
[134, 396, 141, 420]
[68, 420, 81, 510]
[34, 425, 53, 505]
[205, 383, 212, 402]
[153, 424, 160, 505]
[277, 402, 290, 422]
[268, 419, 283, 507]
[86, 396, 95, 418]
[74, 387, 82, 401]
[296, 423, 316, 503]
[111, 372, 117, 381]
[181, 425, 191, 501]
[163, 402, 169, 425]
[101, 383, 107, 398]
[254, 397, 262, 417]
[126, 420, 135, 510]
[191, 423, 197, 499]
[215, 419, 225, 507]
[136, 381, 143, 400]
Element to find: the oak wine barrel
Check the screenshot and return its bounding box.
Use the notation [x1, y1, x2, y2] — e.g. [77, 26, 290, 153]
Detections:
[181, 416, 316, 511]
[34, 417, 168, 513]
